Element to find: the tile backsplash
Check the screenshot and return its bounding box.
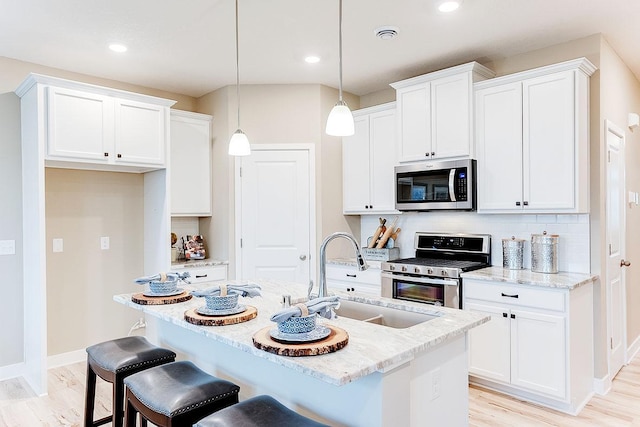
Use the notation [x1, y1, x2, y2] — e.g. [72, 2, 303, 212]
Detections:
[360, 212, 590, 274]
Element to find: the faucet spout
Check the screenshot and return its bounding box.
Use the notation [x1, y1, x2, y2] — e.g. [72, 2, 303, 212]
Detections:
[315, 232, 369, 299]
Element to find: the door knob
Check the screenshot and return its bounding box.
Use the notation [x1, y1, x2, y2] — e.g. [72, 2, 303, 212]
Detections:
[299, 255, 307, 260]
[621, 259, 631, 267]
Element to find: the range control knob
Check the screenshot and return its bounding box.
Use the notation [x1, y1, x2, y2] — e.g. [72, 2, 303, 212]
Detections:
[414, 267, 421, 274]
[389, 265, 395, 271]
[401, 266, 408, 272]
[427, 268, 433, 275]
[441, 270, 448, 277]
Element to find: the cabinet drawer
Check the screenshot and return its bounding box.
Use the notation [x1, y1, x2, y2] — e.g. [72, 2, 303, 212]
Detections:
[325, 265, 381, 285]
[464, 279, 565, 312]
[185, 265, 227, 284]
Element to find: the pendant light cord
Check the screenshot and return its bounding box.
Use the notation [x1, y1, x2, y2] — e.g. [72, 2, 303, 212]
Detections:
[338, 0, 344, 102]
[235, 0, 241, 128]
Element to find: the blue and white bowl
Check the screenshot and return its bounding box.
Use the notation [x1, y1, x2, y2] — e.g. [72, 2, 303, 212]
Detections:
[277, 313, 317, 334]
[205, 293, 239, 311]
[149, 279, 178, 294]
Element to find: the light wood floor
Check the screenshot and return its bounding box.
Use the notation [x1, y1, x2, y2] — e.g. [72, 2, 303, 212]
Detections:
[1, 356, 639, 426]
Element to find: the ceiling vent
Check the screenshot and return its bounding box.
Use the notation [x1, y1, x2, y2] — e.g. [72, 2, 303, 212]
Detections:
[374, 26, 399, 40]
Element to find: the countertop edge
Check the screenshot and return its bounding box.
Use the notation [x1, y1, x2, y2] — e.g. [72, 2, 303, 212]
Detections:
[461, 267, 599, 290]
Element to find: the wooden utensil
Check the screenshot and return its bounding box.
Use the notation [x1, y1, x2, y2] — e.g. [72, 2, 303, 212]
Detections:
[390, 228, 401, 241]
[376, 217, 398, 249]
[368, 217, 386, 248]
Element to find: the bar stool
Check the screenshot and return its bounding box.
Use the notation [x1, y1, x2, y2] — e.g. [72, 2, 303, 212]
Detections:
[84, 336, 176, 427]
[123, 360, 240, 427]
[195, 395, 329, 427]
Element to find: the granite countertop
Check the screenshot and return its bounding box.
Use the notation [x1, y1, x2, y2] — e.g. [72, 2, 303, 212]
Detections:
[114, 280, 488, 386]
[171, 259, 229, 269]
[461, 266, 598, 290]
[328, 258, 382, 269]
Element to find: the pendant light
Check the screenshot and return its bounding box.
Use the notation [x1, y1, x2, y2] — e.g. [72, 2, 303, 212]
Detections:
[229, 0, 251, 156]
[325, 0, 354, 137]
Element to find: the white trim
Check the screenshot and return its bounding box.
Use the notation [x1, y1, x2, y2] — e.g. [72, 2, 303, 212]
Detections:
[593, 374, 612, 396]
[47, 349, 87, 369]
[0, 362, 25, 382]
[627, 333, 640, 363]
[391, 62, 495, 89]
[234, 144, 317, 284]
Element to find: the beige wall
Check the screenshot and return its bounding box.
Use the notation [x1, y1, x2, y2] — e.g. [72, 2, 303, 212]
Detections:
[45, 169, 144, 354]
[359, 87, 395, 109]
[599, 40, 640, 353]
[0, 93, 24, 366]
[196, 84, 360, 279]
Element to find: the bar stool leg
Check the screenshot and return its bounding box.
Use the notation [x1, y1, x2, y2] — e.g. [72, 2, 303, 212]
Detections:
[124, 396, 137, 427]
[84, 363, 97, 427]
[113, 373, 125, 427]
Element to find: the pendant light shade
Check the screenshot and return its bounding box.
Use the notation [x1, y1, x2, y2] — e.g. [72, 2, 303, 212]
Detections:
[228, 129, 251, 156]
[325, 0, 354, 137]
[229, 0, 251, 156]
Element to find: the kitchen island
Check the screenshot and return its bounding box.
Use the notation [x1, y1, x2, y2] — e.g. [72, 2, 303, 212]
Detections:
[115, 280, 488, 426]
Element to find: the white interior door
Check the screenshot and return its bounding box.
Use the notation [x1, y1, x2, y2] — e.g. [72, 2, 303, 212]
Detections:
[238, 147, 313, 284]
[605, 119, 627, 379]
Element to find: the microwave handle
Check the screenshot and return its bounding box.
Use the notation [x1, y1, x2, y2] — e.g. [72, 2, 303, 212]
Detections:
[449, 169, 457, 202]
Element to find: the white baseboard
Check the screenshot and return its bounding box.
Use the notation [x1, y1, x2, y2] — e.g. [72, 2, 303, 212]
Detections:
[0, 362, 25, 382]
[593, 374, 611, 395]
[627, 334, 640, 363]
[47, 349, 86, 369]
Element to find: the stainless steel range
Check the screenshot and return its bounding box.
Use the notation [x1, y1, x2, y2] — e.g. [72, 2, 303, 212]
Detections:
[381, 232, 491, 308]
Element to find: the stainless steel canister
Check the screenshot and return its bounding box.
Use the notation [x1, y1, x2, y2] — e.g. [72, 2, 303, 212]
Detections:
[531, 231, 559, 273]
[502, 236, 525, 269]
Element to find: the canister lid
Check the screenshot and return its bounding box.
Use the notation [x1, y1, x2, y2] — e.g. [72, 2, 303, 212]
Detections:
[502, 235, 525, 243]
[531, 230, 558, 244]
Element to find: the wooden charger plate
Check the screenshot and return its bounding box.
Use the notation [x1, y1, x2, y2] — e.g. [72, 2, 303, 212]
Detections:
[131, 291, 192, 305]
[184, 305, 258, 326]
[252, 324, 348, 357]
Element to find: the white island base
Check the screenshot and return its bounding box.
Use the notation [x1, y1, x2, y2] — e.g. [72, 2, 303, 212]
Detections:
[146, 318, 469, 427]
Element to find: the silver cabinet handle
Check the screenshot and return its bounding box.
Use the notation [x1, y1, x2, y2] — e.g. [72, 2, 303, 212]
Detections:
[621, 259, 631, 267]
[299, 255, 307, 260]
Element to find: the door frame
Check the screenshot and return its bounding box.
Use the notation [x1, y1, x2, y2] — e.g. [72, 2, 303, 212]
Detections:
[604, 119, 628, 381]
[233, 143, 317, 284]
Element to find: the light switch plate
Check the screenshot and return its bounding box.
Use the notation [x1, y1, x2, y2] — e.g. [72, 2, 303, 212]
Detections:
[0, 240, 15, 255]
[100, 236, 110, 250]
[52, 238, 63, 253]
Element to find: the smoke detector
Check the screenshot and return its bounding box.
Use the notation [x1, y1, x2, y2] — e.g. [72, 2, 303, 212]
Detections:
[374, 26, 399, 40]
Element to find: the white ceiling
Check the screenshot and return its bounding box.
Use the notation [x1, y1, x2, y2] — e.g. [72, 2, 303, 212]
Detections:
[2, 0, 639, 98]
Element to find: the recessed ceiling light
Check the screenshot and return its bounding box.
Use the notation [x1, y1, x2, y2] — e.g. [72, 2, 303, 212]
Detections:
[438, 1, 461, 12]
[108, 43, 128, 53]
[304, 55, 321, 64]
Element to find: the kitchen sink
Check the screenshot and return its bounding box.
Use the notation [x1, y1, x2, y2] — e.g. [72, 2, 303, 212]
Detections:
[334, 299, 441, 329]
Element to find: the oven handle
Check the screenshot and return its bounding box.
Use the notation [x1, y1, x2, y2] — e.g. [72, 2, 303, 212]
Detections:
[382, 271, 458, 286]
[449, 169, 457, 202]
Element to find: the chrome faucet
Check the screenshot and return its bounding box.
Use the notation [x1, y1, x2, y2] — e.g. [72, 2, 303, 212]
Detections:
[314, 232, 368, 299]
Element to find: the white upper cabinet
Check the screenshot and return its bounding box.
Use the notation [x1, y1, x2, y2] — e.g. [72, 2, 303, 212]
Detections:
[343, 103, 397, 214]
[475, 58, 596, 213]
[391, 62, 495, 163]
[170, 110, 213, 216]
[17, 73, 174, 172]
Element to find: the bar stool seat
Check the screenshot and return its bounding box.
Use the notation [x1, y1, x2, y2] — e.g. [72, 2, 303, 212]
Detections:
[195, 395, 329, 427]
[123, 360, 240, 427]
[84, 336, 176, 427]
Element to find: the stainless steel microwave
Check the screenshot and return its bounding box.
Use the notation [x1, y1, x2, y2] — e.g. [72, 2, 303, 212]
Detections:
[395, 159, 476, 211]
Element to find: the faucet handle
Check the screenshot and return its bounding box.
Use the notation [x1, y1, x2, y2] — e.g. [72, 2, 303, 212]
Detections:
[308, 280, 314, 298]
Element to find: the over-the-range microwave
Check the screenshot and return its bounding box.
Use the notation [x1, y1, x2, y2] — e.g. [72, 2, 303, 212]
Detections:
[395, 159, 476, 211]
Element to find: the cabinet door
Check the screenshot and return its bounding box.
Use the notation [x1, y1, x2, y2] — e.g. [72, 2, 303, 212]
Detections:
[369, 109, 397, 212]
[47, 87, 111, 162]
[523, 71, 575, 210]
[475, 82, 523, 211]
[510, 308, 566, 398]
[170, 112, 212, 216]
[431, 73, 471, 159]
[114, 99, 166, 166]
[343, 115, 372, 213]
[396, 84, 431, 162]
[465, 301, 511, 383]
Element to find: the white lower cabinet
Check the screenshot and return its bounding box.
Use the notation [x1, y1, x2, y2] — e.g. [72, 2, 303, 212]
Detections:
[463, 278, 593, 414]
[177, 264, 227, 284]
[326, 264, 381, 297]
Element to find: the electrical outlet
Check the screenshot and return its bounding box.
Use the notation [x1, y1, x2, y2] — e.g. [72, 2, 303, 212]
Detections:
[52, 238, 63, 253]
[100, 236, 110, 250]
[0, 240, 15, 255]
[431, 367, 441, 400]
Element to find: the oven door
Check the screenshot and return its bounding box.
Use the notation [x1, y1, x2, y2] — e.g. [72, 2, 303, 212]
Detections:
[381, 272, 460, 308]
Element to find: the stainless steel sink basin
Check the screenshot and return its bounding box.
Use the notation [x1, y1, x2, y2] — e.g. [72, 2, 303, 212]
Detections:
[334, 299, 441, 329]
